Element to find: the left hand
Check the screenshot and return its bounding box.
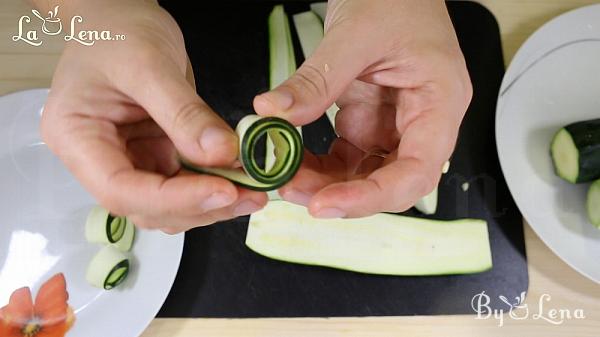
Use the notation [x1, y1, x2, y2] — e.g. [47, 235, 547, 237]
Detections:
[253, 0, 472, 218]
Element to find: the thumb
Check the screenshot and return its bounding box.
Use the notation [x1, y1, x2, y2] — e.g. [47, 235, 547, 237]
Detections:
[254, 27, 374, 126]
[126, 64, 238, 167]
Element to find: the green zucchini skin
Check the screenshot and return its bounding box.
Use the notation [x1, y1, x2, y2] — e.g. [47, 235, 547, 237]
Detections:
[551, 119, 600, 183]
[181, 116, 303, 192]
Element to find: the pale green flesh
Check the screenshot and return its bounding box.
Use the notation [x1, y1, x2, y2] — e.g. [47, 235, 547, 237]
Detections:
[246, 201, 493, 275]
[266, 5, 300, 198]
[310, 2, 328, 21]
[292, 9, 339, 129]
[551, 128, 579, 183]
[85, 206, 113, 245]
[414, 188, 438, 215]
[86, 245, 129, 289]
[114, 217, 136, 252]
[587, 180, 600, 228]
[106, 266, 128, 285]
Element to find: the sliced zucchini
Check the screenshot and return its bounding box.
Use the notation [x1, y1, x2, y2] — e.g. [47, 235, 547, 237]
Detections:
[113, 217, 136, 252]
[182, 115, 303, 191]
[86, 245, 130, 290]
[293, 11, 323, 58]
[85, 206, 126, 244]
[310, 2, 328, 21]
[414, 188, 438, 215]
[551, 119, 600, 183]
[414, 160, 450, 215]
[246, 201, 492, 275]
[587, 180, 600, 229]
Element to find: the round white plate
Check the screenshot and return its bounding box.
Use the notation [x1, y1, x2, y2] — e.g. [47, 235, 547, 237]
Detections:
[0, 89, 184, 336]
[497, 5, 600, 284]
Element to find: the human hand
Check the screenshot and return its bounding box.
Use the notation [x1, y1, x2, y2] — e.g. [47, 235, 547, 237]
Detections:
[253, 0, 472, 218]
[42, 0, 267, 233]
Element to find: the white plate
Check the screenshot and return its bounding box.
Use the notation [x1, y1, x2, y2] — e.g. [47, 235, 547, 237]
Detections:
[0, 89, 184, 336]
[497, 5, 600, 284]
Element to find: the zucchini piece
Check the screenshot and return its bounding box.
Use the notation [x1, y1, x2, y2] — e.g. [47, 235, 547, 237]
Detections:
[86, 245, 130, 290]
[85, 206, 126, 244]
[293, 11, 323, 58]
[414, 161, 450, 215]
[551, 119, 600, 183]
[310, 2, 328, 21]
[246, 201, 492, 275]
[414, 188, 438, 215]
[113, 217, 136, 252]
[182, 115, 303, 191]
[587, 180, 600, 229]
[292, 10, 340, 129]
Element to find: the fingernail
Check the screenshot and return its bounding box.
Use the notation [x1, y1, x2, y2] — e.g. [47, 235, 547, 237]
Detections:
[201, 192, 234, 211]
[314, 208, 346, 219]
[282, 189, 311, 206]
[234, 200, 261, 216]
[199, 126, 235, 152]
[258, 90, 294, 112]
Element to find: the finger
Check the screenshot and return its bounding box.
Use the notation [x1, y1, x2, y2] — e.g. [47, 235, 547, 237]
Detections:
[121, 55, 238, 167]
[253, 24, 380, 126]
[335, 103, 399, 152]
[42, 114, 238, 217]
[131, 188, 268, 231]
[309, 113, 458, 218]
[280, 139, 364, 206]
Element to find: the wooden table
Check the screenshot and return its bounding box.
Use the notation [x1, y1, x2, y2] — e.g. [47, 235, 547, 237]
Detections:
[1, 1, 599, 336]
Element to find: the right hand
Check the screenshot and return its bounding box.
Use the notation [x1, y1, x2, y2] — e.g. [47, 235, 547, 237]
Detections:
[41, 0, 267, 234]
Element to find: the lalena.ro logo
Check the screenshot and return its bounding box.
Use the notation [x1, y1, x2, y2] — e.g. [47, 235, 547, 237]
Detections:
[12, 6, 126, 47]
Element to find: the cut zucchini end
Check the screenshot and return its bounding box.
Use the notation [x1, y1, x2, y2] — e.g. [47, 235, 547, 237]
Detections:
[587, 180, 600, 229]
[551, 128, 579, 183]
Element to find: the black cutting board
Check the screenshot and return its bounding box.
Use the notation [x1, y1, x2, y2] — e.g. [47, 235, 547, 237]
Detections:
[156, 0, 528, 317]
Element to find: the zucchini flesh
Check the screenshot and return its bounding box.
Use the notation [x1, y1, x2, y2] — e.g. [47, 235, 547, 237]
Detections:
[292, 9, 339, 129]
[309, 2, 328, 21]
[587, 180, 600, 229]
[86, 245, 130, 290]
[182, 115, 303, 191]
[246, 201, 493, 275]
[414, 188, 438, 215]
[114, 217, 136, 252]
[551, 119, 600, 183]
[266, 5, 301, 198]
[85, 206, 126, 244]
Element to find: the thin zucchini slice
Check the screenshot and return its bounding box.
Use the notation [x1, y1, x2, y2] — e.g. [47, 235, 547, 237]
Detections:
[85, 206, 126, 244]
[414, 160, 450, 215]
[587, 180, 600, 229]
[246, 201, 492, 276]
[86, 245, 130, 290]
[414, 188, 438, 215]
[292, 9, 339, 129]
[551, 119, 600, 183]
[182, 115, 303, 191]
[114, 217, 136, 252]
[310, 2, 328, 21]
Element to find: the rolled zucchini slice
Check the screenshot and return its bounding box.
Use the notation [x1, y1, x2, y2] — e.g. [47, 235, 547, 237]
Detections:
[182, 115, 303, 191]
[247, 201, 492, 276]
[587, 180, 600, 229]
[85, 206, 127, 244]
[86, 245, 130, 290]
[551, 119, 600, 183]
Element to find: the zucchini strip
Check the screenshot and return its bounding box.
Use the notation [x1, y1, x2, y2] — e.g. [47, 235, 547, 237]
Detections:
[86, 245, 130, 290]
[85, 206, 126, 244]
[266, 5, 301, 197]
[182, 115, 303, 191]
[309, 2, 328, 22]
[246, 201, 492, 275]
[293, 10, 339, 128]
[587, 180, 600, 229]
